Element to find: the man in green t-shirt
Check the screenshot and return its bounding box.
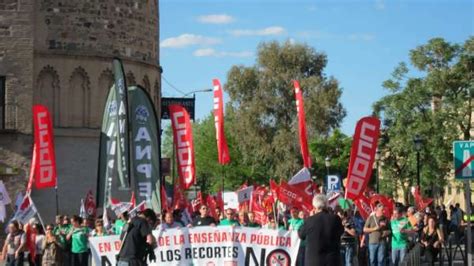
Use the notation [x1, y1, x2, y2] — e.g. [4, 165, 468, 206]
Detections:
[289, 208, 305, 266]
[114, 211, 129, 235]
[390, 206, 414, 266]
[246, 212, 261, 228]
[219, 209, 239, 226]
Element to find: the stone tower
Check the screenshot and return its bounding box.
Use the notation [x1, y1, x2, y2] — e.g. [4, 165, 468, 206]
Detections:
[0, 0, 160, 221]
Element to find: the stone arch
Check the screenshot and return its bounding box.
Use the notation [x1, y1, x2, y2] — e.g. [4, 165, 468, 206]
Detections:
[142, 75, 151, 92]
[126, 71, 136, 86]
[35, 65, 60, 126]
[67, 67, 91, 127]
[154, 79, 160, 107]
[91, 69, 114, 127]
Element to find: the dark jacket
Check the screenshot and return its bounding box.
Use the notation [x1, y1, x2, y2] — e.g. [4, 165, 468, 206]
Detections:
[298, 210, 344, 266]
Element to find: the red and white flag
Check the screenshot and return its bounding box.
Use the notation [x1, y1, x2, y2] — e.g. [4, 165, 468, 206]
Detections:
[354, 195, 373, 220]
[31, 105, 57, 189]
[169, 104, 195, 190]
[345, 116, 381, 200]
[84, 190, 96, 217]
[369, 194, 395, 218]
[288, 168, 316, 197]
[212, 79, 231, 165]
[411, 186, 433, 211]
[13, 195, 37, 224]
[109, 198, 132, 216]
[273, 180, 313, 213]
[293, 81, 312, 168]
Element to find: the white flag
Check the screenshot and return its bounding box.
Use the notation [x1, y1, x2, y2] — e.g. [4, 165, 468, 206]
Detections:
[79, 199, 87, 219]
[0, 204, 6, 222]
[237, 186, 254, 203]
[288, 168, 311, 185]
[13, 195, 37, 224]
[0, 181, 11, 205]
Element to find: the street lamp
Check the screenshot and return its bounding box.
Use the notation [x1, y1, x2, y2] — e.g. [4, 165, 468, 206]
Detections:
[375, 148, 381, 193]
[325, 157, 331, 176]
[183, 88, 213, 97]
[413, 135, 423, 188]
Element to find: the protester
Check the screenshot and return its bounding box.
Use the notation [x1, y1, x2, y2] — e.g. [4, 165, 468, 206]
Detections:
[407, 206, 418, 228]
[298, 194, 344, 266]
[390, 206, 413, 266]
[33, 223, 45, 265]
[337, 210, 357, 266]
[220, 208, 239, 226]
[364, 203, 390, 266]
[114, 211, 129, 235]
[420, 216, 444, 266]
[190, 205, 217, 227]
[54, 215, 72, 266]
[160, 212, 182, 229]
[43, 224, 63, 265]
[90, 219, 108, 237]
[264, 215, 278, 229]
[237, 210, 248, 226]
[1, 220, 26, 266]
[67, 215, 90, 266]
[246, 212, 261, 228]
[117, 209, 157, 266]
[288, 207, 304, 231]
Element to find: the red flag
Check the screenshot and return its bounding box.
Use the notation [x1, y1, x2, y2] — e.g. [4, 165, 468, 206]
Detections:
[169, 104, 195, 190]
[274, 181, 313, 213]
[161, 186, 169, 212]
[216, 191, 224, 211]
[85, 190, 96, 217]
[32, 105, 57, 189]
[354, 195, 372, 220]
[293, 81, 312, 168]
[411, 186, 433, 211]
[130, 191, 136, 208]
[345, 117, 381, 200]
[206, 195, 218, 220]
[25, 224, 36, 260]
[369, 194, 394, 218]
[212, 79, 231, 165]
[251, 198, 268, 225]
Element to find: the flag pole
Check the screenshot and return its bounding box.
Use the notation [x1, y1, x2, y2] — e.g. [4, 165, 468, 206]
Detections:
[55, 180, 59, 216]
[28, 194, 46, 231]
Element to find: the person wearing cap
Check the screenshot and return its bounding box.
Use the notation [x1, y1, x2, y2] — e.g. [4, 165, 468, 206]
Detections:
[364, 203, 390, 266]
[117, 209, 157, 266]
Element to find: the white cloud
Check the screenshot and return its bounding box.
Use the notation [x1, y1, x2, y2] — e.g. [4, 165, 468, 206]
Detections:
[229, 26, 286, 37]
[375, 0, 385, 10]
[193, 48, 253, 58]
[161, 34, 221, 48]
[197, 14, 235, 24]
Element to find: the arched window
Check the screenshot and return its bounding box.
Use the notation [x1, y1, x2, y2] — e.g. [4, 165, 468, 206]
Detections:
[35, 66, 60, 126]
[68, 67, 90, 127]
[126, 71, 136, 86]
[92, 69, 114, 127]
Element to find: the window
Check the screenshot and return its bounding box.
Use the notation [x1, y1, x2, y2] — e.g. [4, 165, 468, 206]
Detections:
[0, 76, 5, 130]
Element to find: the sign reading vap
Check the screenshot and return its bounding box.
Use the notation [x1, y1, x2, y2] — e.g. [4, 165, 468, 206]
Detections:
[454, 141, 474, 179]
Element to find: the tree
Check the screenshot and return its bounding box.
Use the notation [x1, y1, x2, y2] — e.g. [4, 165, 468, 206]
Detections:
[225, 41, 346, 181]
[309, 129, 352, 186]
[373, 37, 473, 203]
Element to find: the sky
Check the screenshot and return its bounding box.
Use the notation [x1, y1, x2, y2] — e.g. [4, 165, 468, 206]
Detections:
[159, 0, 473, 135]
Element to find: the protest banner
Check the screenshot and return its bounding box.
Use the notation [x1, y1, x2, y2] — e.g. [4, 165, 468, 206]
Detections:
[90, 226, 300, 266]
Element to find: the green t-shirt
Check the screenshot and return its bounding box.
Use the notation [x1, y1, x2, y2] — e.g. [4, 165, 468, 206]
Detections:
[246, 222, 261, 228]
[219, 219, 239, 226]
[53, 224, 72, 247]
[288, 218, 304, 231]
[390, 217, 412, 249]
[71, 227, 90, 254]
[114, 220, 126, 235]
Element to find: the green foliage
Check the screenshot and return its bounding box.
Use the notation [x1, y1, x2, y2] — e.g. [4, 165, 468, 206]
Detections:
[374, 37, 473, 203]
[309, 129, 352, 184]
[225, 40, 346, 181]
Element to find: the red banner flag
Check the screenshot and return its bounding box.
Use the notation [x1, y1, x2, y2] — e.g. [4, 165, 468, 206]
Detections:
[345, 116, 381, 200]
[293, 81, 312, 168]
[411, 186, 433, 211]
[354, 195, 373, 220]
[32, 105, 57, 189]
[206, 195, 218, 220]
[250, 198, 268, 225]
[85, 190, 96, 217]
[169, 104, 195, 190]
[369, 194, 395, 218]
[274, 180, 313, 213]
[212, 79, 231, 165]
[216, 191, 224, 212]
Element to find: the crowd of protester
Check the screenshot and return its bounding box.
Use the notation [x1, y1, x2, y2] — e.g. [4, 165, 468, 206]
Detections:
[0, 198, 470, 266]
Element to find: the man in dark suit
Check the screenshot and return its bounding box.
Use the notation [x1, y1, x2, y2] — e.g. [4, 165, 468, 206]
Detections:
[298, 194, 344, 266]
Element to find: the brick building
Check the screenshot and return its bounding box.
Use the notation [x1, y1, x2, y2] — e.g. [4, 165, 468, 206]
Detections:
[0, 0, 160, 222]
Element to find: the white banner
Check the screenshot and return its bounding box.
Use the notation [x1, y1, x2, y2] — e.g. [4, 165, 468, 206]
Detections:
[90, 226, 300, 266]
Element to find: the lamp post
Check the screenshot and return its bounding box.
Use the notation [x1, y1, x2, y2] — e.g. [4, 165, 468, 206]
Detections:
[413, 135, 423, 188]
[183, 88, 213, 97]
[375, 148, 381, 193]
